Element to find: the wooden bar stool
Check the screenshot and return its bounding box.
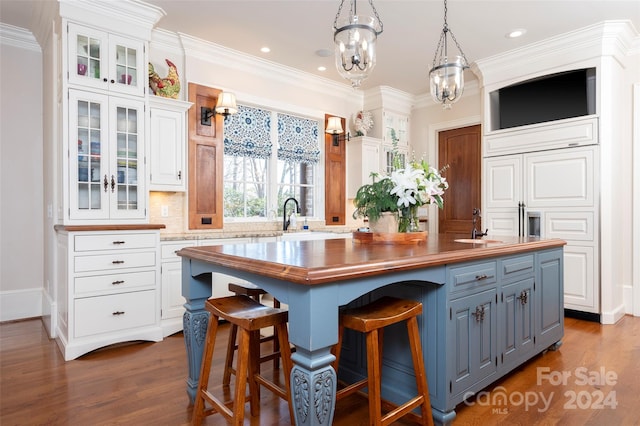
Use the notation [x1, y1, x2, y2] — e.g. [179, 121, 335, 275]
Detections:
[333, 296, 434, 426]
[224, 283, 282, 387]
[192, 295, 294, 426]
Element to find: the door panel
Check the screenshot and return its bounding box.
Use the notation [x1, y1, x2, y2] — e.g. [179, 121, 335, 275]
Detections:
[438, 125, 482, 237]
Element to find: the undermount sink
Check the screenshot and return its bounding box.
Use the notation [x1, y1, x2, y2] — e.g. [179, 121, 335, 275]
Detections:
[454, 238, 504, 244]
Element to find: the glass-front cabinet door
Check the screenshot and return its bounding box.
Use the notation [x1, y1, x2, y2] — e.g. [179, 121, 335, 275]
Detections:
[68, 23, 145, 97]
[109, 100, 145, 219]
[69, 90, 145, 221]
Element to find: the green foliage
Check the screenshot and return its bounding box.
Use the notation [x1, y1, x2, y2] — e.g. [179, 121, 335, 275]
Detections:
[352, 173, 399, 222]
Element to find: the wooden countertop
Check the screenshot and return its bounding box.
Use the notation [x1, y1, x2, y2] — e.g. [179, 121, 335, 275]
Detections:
[178, 234, 565, 285]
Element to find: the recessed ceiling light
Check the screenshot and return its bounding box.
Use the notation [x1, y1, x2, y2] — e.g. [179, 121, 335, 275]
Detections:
[506, 29, 526, 38]
[260, 47, 271, 53]
[317, 66, 327, 72]
[315, 48, 332, 57]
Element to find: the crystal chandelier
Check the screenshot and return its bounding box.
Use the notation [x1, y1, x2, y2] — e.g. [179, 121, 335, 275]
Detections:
[429, 0, 469, 108]
[333, 0, 383, 88]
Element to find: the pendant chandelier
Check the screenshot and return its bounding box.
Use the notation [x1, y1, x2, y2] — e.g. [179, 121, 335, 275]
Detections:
[429, 0, 469, 109]
[333, 0, 383, 88]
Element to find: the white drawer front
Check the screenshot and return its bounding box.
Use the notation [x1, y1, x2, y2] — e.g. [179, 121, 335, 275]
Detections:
[544, 211, 594, 241]
[74, 251, 156, 273]
[75, 270, 156, 295]
[161, 241, 196, 260]
[74, 233, 157, 252]
[74, 290, 156, 338]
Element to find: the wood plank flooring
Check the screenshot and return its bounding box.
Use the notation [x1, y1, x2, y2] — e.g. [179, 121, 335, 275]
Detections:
[1, 315, 639, 425]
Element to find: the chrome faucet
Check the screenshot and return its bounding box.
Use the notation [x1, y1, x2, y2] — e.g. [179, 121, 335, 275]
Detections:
[283, 197, 300, 231]
[472, 208, 488, 239]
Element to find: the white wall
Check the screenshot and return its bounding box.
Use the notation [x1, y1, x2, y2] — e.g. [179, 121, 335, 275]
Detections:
[0, 25, 44, 321]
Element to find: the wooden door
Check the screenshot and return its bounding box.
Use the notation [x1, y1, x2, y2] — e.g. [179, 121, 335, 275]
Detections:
[438, 125, 482, 237]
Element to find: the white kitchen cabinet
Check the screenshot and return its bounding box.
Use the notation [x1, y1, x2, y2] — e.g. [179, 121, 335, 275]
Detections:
[149, 97, 192, 191]
[160, 240, 196, 336]
[159, 237, 251, 335]
[483, 121, 599, 315]
[68, 23, 146, 97]
[68, 89, 146, 222]
[346, 136, 409, 198]
[382, 110, 409, 147]
[346, 136, 381, 198]
[56, 228, 162, 361]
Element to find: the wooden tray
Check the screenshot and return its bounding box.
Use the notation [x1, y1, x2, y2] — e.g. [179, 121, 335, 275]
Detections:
[353, 231, 428, 245]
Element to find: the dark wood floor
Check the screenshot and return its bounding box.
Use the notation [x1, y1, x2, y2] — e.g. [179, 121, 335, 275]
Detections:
[1, 315, 639, 425]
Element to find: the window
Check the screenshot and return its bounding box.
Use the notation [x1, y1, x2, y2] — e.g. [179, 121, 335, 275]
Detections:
[223, 105, 320, 219]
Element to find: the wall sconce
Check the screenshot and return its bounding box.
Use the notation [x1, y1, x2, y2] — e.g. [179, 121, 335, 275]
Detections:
[326, 116, 350, 146]
[201, 92, 238, 126]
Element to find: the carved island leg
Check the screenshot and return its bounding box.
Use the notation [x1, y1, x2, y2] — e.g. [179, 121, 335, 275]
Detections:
[290, 349, 337, 425]
[181, 259, 213, 403]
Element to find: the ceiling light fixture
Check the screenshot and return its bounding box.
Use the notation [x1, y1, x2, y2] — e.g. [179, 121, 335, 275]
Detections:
[428, 0, 470, 109]
[506, 29, 526, 38]
[332, 0, 383, 88]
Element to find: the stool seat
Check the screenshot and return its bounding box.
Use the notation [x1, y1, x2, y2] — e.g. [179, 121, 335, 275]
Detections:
[192, 295, 294, 426]
[333, 296, 434, 426]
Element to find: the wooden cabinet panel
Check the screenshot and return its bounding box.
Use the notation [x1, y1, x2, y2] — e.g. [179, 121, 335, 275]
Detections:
[188, 83, 224, 229]
[324, 114, 345, 225]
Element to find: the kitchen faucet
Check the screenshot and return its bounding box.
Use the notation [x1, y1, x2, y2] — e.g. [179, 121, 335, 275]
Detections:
[471, 208, 488, 239]
[283, 197, 300, 231]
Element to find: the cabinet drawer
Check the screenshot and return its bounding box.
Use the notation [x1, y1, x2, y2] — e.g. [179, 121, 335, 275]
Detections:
[74, 233, 157, 252]
[74, 251, 156, 273]
[448, 261, 497, 294]
[500, 255, 534, 282]
[161, 241, 196, 260]
[75, 270, 156, 295]
[74, 290, 156, 338]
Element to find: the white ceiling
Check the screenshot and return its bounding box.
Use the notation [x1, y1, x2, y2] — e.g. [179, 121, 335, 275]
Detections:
[2, 0, 639, 95]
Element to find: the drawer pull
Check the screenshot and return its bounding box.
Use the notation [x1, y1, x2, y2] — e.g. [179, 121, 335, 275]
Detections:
[112, 280, 125, 285]
[112, 240, 126, 245]
[112, 260, 125, 264]
[112, 311, 125, 316]
[475, 274, 488, 281]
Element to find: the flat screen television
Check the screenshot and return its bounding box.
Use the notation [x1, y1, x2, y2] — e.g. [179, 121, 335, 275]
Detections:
[489, 68, 596, 131]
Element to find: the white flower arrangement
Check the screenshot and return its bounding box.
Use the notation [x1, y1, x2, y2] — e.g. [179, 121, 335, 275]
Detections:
[354, 110, 373, 136]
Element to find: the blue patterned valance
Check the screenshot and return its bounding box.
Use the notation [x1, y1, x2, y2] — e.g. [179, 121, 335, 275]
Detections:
[223, 105, 272, 159]
[277, 113, 320, 164]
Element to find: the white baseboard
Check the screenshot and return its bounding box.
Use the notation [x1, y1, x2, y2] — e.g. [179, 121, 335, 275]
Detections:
[0, 288, 43, 322]
[600, 302, 626, 324]
[624, 284, 634, 315]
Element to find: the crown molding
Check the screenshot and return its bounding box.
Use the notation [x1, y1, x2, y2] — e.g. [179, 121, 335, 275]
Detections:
[475, 20, 639, 90]
[362, 86, 415, 114]
[59, 0, 165, 40]
[0, 23, 40, 52]
[178, 32, 357, 102]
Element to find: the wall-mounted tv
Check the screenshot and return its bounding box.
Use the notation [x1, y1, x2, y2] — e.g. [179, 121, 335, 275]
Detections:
[489, 68, 596, 131]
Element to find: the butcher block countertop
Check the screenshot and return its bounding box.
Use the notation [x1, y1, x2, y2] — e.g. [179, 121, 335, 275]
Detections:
[177, 234, 566, 285]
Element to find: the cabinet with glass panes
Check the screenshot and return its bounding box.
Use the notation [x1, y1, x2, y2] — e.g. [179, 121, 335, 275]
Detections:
[67, 23, 145, 97]
[70, 89, 145, 221]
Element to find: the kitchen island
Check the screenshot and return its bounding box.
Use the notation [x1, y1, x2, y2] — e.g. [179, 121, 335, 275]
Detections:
[178, 234, 565, 425]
